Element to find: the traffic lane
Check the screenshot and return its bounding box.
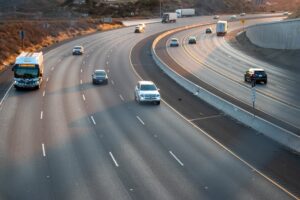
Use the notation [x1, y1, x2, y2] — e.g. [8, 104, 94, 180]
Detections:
[0, 84, 52, 199]
[166, 19, 300, 130]
[42, 47, 133, 199]
[184, 18, 300, 107]
[133, 34, 300, 198]
[85, 34, 205, 199]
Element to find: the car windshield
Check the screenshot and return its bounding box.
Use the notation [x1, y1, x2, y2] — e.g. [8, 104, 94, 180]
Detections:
[140, 84, 157, 91]
[171, 39, 178, 42]
[74, 47, 82, 50]
[15, 68, 39, 78]
[255, 71, 266, 75]
[95, 71, 106, 76]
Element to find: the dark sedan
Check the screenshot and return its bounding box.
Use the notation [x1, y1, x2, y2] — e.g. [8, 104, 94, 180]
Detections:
[92, 69, 108, 85]
[244, 68, 267, 84]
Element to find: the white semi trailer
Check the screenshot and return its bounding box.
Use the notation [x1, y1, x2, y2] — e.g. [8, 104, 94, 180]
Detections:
[175, 9, 195, 17]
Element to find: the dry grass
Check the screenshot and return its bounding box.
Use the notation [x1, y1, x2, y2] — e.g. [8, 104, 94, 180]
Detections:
[0, 19, 122, 72]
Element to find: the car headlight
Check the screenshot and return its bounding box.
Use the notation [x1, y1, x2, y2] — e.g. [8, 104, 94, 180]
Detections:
[156, 94, 160, 97]
[140, 94, 145, 98]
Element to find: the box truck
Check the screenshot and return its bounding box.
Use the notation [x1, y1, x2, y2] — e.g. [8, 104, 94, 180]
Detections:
[216, 21, 228, 36]
[162, 12, 177, 23]
[175, 9, 195, 17]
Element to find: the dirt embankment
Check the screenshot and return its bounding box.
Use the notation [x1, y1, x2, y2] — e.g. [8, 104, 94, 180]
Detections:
[0, 19, 123, 72]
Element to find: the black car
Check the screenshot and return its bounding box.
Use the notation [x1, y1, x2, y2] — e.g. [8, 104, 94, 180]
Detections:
[188, 36, 197, 44]
[205, 27, 212, 34]
[92, 69, 108, 85]
[244, 68, 267, 84]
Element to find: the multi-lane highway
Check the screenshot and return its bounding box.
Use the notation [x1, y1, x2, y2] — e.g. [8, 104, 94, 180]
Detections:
[164, 17, 300, 130]
[0, 15, 299, 199]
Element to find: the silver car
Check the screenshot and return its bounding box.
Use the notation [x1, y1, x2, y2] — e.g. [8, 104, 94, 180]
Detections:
[135, 81, 161, 105]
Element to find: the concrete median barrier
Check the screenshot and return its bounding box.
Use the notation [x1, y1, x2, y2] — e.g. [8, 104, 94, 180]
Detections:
[246, 18, 300, 49]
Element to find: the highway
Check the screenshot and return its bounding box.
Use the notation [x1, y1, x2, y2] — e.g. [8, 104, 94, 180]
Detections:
[164, 17, 300, 130]
[0, 15, 298, 199]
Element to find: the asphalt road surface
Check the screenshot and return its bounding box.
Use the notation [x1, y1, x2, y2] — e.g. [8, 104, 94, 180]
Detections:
[0, 15, 298, 199]
[165, 17, 300, 131]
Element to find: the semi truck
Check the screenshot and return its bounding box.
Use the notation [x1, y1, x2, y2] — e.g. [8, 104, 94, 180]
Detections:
[162, 12, 177, 23]
[175, 9, 195, 18]
[216, 21, 228, 36]
[12, 52, 44, 89]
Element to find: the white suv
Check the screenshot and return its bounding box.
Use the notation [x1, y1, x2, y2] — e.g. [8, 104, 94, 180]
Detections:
[134, 81, 160, 105]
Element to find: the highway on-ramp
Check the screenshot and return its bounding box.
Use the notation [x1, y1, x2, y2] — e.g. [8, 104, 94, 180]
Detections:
[0, 15, 298, 199]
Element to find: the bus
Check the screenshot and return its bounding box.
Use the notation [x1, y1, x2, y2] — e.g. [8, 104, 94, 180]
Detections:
[12, 52, 44, 89]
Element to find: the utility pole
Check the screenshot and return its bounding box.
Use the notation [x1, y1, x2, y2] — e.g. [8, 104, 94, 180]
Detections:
[160, 0, 162, 18]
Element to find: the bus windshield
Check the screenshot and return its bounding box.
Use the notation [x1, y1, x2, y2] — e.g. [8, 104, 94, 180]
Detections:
[15, 68, 39, 78]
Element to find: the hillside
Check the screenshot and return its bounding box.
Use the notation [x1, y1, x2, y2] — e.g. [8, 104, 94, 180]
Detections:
[1, 0, 299, 17]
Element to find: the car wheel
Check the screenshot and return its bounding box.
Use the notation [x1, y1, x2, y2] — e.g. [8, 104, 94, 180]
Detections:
[264, 80, 267, 84]
[156, 101, 160, 105]
[244, 76, 247, 82]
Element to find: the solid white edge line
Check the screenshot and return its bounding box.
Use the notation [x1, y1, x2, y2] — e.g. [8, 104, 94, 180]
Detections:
[82, 94, 86, 101]
[111, 80, 115, 85]
[81, 69, 83, 73]
[80, 80, 83, 85]
[136, 116, 145, 125]
[40, 111, 43, 120]
[42, 143, 46, 157]
[109, 152, 119, 167]
[128, 41, 299, 199]
[43, 90, 45, 97]
[119, 94, 124, 101]
[46, 77, 49, 82]
[0, 83, 13, 106]
[90, 116, 96, 125]
[169, 151, 184, 166]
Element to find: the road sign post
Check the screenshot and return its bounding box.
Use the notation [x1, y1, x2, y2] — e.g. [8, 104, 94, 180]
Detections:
[19, 30, 25, 50]
[251, 81, 256, 116]
[240, 19, 245, 31]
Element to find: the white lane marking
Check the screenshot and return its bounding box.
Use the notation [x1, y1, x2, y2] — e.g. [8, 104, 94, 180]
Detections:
[106, 61, 109, 65]
[136, 116, 145, 125]
[51, 67, 54, 71]
[81, 69, 83, 73]
[119, 94, 124, 101]
[107, 69, 110, 73]
[82, 94, 86, 101]
[0, 83, 13, 106]
[111, 80, 115, 85]
[169, 151, 184, 166]
[128, 28, 298, 200]
[46, 77, 49, 82]
[80, 80, 83, 85]
[40, 111, 43, 120]
[42, 143, 46, 157]
[109, 152, 119, 167]
[90, 116, 96, 125]
[42, 90, 45, 97]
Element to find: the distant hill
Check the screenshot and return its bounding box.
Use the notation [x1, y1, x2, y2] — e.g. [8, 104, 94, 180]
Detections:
[0, 0, 64, 12]
[0, 0, 299, 16]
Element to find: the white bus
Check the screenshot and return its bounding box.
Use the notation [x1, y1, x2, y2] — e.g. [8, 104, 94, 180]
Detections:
[12, 52, 44, 89]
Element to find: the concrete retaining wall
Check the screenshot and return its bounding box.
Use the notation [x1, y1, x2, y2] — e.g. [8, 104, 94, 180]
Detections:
[152, 24, 300, 153]
[246, 18, 300, 49]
